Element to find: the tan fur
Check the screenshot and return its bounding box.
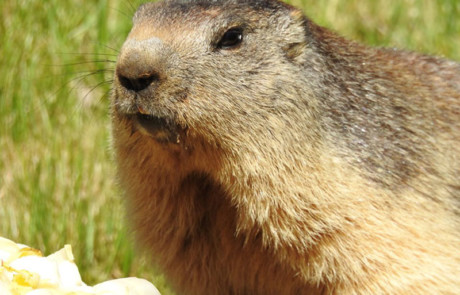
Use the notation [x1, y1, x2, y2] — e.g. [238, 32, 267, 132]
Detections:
[110, 0, 460, 294]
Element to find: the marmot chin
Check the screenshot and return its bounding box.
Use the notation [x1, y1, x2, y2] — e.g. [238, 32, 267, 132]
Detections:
[111, 0, 460, 294]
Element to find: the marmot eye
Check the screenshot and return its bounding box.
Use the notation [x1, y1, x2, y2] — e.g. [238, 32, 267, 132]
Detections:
[217, 28, 243, 49]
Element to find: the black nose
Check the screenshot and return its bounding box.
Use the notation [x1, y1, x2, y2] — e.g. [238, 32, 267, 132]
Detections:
[117, 71, 159, 92]
[116, 38, 170, 93]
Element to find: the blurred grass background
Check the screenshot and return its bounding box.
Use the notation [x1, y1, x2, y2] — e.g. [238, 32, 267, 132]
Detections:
[0, 0, 458, 294]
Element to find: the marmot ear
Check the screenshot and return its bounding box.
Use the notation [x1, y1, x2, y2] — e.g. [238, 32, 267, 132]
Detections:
[283, 42, 307, 60]
[282, 9, 308, 62]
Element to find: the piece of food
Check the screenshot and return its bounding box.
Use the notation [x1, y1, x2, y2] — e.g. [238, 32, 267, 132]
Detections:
[0, 237, 161, 295]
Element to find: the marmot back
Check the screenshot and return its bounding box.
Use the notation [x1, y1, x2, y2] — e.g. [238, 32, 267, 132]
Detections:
[111, 0, 460, 294]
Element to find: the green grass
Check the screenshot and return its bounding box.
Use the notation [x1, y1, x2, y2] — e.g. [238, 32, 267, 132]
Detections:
[0, 0, 458, 294]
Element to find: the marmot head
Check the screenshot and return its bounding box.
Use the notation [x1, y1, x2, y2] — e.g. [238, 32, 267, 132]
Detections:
[112, 0, 320, 166]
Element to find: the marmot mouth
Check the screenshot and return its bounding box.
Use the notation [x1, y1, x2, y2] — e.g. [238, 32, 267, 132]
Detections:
[134, 113, 182, 144]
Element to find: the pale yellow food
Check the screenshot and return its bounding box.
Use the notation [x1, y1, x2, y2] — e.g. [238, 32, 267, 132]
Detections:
[0, 237, 161, 295]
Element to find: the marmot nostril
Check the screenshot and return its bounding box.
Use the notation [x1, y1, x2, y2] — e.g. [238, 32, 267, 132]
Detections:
[117, 71, 159, 92]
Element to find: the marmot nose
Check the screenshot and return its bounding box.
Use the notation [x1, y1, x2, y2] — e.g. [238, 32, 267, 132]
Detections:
[117, 71, 159, 92]
[116, 37, 167, 93]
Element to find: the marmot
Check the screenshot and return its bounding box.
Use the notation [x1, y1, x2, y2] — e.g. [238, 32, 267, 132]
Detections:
[110, 0, 460, 294]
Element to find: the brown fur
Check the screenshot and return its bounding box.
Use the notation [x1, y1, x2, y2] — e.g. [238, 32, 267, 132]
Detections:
[110, 0, 460, 294]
